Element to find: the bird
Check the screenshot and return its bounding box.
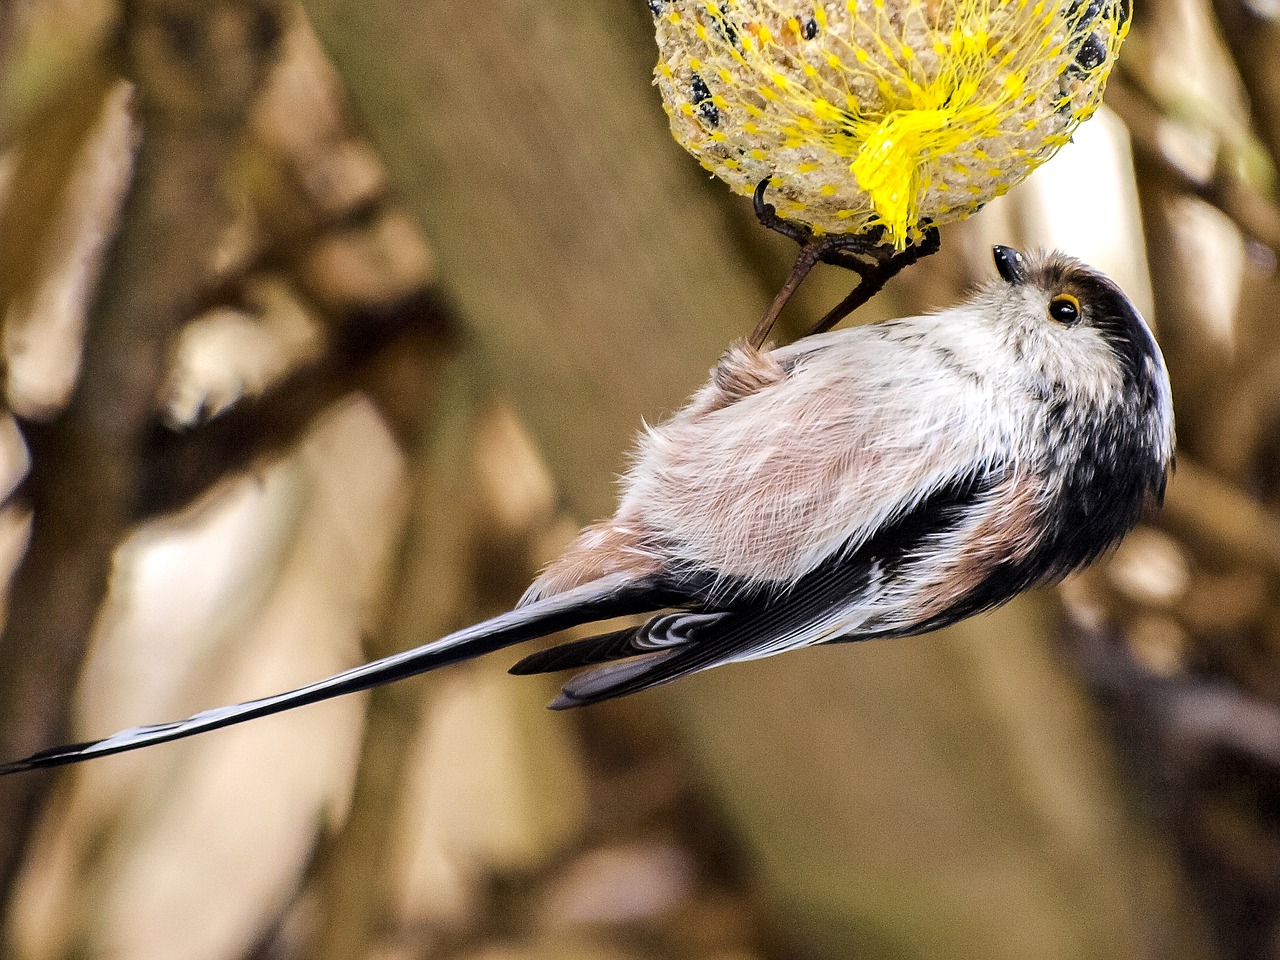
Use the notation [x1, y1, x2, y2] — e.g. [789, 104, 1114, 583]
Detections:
[0, 245, 1174, 775]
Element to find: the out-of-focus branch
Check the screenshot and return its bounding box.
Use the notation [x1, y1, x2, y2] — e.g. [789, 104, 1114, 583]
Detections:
[1210, 0, 1280, 178]
[0, 0, 117, 152]
[0, 0, 36, 150]
[1160, 457, 1280, 577]
[1107, 74, 1234, 449]
[134, 288, 453, 521]
[305, 343, 480, 960]
[0, 62, 125, 342]
[0, 0, 284, 924]
[1065, 617, 1280, 943]
[1107, 78, 1280, 254]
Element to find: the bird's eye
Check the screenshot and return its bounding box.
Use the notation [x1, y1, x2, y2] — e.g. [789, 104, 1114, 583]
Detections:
[1048, 293, 1081, 325]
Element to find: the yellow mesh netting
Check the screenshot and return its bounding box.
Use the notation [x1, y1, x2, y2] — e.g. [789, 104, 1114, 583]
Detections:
[652, 0, 1130, 248]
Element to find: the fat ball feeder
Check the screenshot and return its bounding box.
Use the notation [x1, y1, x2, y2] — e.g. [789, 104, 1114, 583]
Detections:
[651, 0, 1130, 344]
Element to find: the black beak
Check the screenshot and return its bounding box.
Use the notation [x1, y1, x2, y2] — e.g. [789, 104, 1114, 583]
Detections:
[992, 245, 1027, 285]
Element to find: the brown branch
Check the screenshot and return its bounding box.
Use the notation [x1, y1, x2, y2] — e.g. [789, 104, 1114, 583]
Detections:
[1107, 77, 1280, 254]
[0, 0, 116, 153]
[1209, 0, 1280, 179]
[304, 344, 481, 960]
[1160, 457, 1280, 578]
[132, 287, 454, 521]
[0, 0, 285, 923]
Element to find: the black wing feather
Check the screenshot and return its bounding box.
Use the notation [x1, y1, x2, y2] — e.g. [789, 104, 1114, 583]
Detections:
[546, 468, 1019, 709]
[508, 627, 644, 675]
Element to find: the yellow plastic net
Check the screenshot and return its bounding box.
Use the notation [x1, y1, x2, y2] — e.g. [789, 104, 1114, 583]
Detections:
[652, 0, 1130, 248]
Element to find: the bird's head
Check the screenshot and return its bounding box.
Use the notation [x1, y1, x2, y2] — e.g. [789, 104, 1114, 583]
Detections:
[985, 244, 1175, 502]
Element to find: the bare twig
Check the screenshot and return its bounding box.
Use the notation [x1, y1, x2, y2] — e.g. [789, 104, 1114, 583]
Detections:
[748, 179, 942, 346]
[804, 227, 940, 337]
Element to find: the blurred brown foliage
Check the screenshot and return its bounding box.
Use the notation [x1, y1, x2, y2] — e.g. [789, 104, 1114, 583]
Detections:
[0, 1, 1278, 959]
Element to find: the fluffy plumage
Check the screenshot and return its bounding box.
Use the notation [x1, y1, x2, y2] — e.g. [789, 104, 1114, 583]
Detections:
[0, 246, 1174, 774]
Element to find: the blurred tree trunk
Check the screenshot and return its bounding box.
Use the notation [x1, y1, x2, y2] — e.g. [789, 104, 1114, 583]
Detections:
[305, 339, 479, 960]
[0, 0, 285, 914]
[302, 0, 764, 520]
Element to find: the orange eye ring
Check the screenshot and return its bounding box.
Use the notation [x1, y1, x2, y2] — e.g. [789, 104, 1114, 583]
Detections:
[1048, 293, 1081, 325]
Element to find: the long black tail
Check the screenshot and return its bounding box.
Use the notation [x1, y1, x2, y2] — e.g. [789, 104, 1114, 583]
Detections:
[0, 574, 655, 775]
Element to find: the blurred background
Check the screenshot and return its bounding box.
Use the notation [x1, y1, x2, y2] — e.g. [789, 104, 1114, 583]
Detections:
[0, 0, 1277, 958]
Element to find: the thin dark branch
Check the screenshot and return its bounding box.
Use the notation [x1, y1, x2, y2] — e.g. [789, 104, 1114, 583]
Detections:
[135, 287, 454, 521]
[748, 179, 942, 346]
[805, 227, 941, 338]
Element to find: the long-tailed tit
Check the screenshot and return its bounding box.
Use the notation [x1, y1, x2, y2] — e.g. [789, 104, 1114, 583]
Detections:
[0, 246, 1175, 774]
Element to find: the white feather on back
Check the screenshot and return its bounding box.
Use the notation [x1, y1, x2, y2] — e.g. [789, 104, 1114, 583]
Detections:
[617, 304, 1028, 585]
